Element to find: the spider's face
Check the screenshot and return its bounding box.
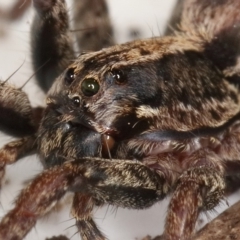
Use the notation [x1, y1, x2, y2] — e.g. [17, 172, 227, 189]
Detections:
[42, 35, 240, 164]
[47, 36, 240, 147]
[46, 41, 164, 142]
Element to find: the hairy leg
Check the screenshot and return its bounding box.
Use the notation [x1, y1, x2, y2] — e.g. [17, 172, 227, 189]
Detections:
[162, 147, 227, 240]
[73, 0, 115, 52]
[0, 81, 43, 137]
[193, 200, 240, 240]
[32, 0, 75, 92]
[31, 0, 114, 92]
[0, 158, 168, 240]
[0, 0, 31, 21]
[0, 135, 37, 187]
[71, 193, 105, 240]
[0, 79, 41, 187]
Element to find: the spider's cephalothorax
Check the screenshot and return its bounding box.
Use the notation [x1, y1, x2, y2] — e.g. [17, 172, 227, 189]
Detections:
[1, 0, 240, 239]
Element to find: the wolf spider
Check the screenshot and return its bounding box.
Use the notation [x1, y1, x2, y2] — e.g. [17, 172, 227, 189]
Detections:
[1, 0, 240, 239]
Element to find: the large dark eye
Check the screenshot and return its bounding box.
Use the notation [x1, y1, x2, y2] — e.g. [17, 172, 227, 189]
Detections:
[81, 78, 100, 96]
[64, 68, 75, 85]
[111, 69, 127, 85]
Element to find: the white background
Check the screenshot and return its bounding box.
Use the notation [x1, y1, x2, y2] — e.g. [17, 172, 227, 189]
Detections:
[0, 1, 239, 240]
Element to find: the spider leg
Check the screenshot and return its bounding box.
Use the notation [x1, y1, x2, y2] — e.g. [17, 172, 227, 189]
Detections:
[0, 163, 73, 240]
[32, 0, 115, 92]
[163, 149, 226, 240]
[46, 236, 70, 240]
[9, 0, 31, 21]
[0, 0, 31, 22]
[193, 200, 240, 240]
[0, 80, 41, 187]
[164, 0, 184, 35]
[32, 0, 75, 92]
[0, 158, 169, 240]
[164, 166, 225, 240]
[71, 193, 106, 240]
[73, 0, 115, 52]
[0, 135, 37, 187]
[0, 136, 37, 165]
[0, 81, 43, 137]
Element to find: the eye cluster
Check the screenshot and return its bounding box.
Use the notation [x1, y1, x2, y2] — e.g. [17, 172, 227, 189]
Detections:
[64, 67, 127, 103]
[64, 68, 100, 97]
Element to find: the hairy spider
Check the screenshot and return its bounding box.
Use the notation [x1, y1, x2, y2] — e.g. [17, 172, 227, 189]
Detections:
[1, 0, 240, 240]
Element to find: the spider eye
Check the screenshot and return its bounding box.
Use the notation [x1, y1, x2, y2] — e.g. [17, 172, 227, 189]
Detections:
[111, 69, 127, 85]
[81, 78, 100, 96]
[72, 96, 80, 107]
[65, 68, 75, 85]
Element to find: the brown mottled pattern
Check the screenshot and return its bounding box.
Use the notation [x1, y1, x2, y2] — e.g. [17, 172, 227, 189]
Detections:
[1, 0, 240, 240]
[193, 200, 240, 239]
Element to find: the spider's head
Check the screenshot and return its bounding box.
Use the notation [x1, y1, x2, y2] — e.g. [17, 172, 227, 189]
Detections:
[48, 35, 240, 135]
[45, 1, 240, 159]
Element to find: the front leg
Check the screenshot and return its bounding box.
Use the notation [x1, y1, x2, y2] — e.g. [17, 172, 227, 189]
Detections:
[0, 135, 37, 187]
[0, 158, 168, 240]
[71, 193, 106, 240]
[164, 167, 225, 240]
[0, 154, 226, 240]
[161, 148, 226, 240]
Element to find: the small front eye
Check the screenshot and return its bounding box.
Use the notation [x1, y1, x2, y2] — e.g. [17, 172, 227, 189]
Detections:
[65, 68, 75, 85]
[72, 96, 80, 107]
[111, 69, 127, 85]
[81, 78, 100, 96]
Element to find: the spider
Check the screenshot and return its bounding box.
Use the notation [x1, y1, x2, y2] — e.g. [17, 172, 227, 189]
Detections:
[0, 0, 240, 240]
